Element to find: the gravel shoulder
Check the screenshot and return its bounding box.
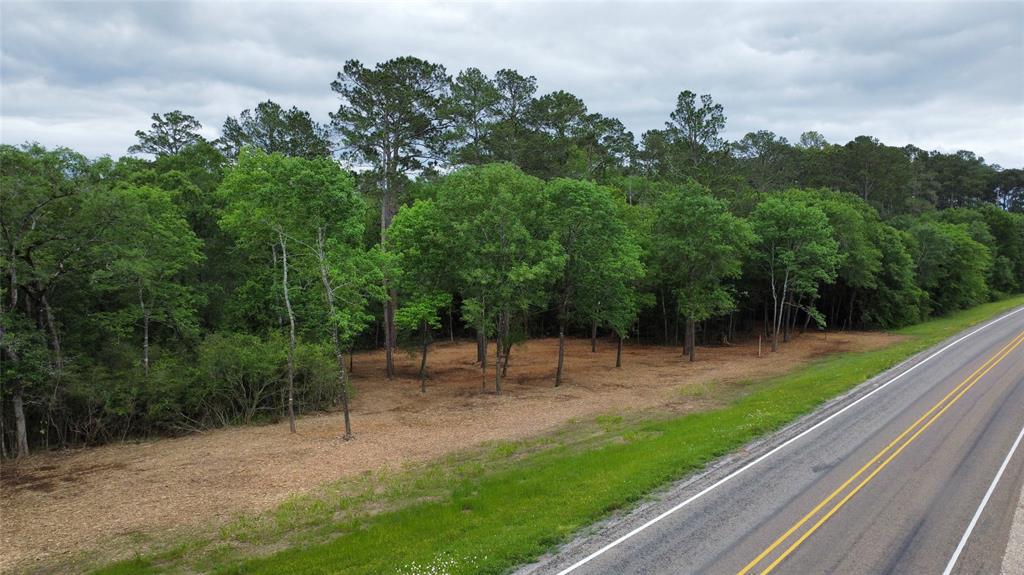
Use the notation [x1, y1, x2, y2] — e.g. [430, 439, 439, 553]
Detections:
[1003, 480, 1024, 575]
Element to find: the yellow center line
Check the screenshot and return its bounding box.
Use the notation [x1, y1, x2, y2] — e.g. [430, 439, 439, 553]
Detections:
[736, 329, 1024, 575]
[758, 331, 1024, 574]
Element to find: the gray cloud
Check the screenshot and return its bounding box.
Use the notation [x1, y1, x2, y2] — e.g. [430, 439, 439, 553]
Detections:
[2, 1, 1022, 166]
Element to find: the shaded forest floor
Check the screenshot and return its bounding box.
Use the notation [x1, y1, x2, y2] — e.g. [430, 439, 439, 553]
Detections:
[0, 331, 900, 572]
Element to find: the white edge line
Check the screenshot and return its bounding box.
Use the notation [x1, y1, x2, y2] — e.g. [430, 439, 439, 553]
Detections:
[942, 422, 1024, 575]
[555, 306, 1024, 575]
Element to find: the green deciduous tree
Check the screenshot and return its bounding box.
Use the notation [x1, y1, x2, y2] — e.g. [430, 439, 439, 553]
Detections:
[89, 185, 204, 376]
[905, 220, 993, 314]
[219, 149, 379, 436]
[650, 183, 753, 360]
[390, 199, 454, 391]
[548, 178, 644, 383]
[433, 164, 562, 394]
[330, 56, 452, 379]
[751, 195, 840, 351]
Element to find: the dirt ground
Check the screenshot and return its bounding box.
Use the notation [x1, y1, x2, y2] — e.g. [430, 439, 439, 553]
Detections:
[0, 332, 900, 571]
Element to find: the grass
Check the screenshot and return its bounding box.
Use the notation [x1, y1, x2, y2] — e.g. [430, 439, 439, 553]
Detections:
[93, 296, 1024, 575]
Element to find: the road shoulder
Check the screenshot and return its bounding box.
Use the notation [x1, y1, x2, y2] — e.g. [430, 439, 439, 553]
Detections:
[1003, 481, 1024, 575]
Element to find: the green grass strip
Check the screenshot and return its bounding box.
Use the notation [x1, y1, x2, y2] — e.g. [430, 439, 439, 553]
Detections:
[96, 296, 1024, 575]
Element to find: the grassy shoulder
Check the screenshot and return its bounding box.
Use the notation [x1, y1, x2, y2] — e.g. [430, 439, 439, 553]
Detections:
[95, 296, 1024, 575]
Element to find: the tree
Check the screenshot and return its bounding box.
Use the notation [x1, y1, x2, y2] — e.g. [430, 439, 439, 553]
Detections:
[218, 150, 302, 432]
[219, 149, 378, 438]
[787, 189, 882, 329]
[489, 69, 538, 165]
[836, 136, 913, 214]
[330, 56, 452, 379]
[129, 111, 205, 157]
[1, 144, 122, 451]
[218, 100, 331, 160]
[89, 185, 203, 376]
[751, 196, 840, 351]
[548, 179, 644, 383]
[650, 183, 753, 360]
[525, 90, 588, 177]
[859, 225, 925, 328]
[450, 67, 500, 165]
[734, 131, 796, 193]
[905, 219, 992, 314]
[993, 168, 1024, 212]
[664, 90, 728, 182]
[390, 200, 454, 391]
[432, 164, 562, 394]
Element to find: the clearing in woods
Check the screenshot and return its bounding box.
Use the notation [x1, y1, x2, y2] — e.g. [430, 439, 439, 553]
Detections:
[0, 332, 898, 572]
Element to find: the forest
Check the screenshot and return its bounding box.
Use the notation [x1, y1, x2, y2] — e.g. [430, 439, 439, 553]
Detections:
[2, 55, 1023, 458]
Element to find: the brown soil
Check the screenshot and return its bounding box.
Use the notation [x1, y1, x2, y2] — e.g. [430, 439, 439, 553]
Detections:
[0, 332, 900, 571]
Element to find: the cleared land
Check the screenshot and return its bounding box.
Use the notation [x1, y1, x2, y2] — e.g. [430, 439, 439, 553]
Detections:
[1, 331, 897, 572]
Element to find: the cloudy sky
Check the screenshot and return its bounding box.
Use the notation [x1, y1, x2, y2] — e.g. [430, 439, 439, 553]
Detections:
[2, 1, 1022, 166]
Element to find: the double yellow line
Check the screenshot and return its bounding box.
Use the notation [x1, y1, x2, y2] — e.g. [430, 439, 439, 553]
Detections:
[737, 329, 1024, 575]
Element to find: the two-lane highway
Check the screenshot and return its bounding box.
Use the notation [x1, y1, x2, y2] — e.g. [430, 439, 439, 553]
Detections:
[522, 307, 1024, 575]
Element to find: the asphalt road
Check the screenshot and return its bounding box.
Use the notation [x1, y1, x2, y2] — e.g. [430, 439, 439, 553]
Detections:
[521, 307, 1024, 575]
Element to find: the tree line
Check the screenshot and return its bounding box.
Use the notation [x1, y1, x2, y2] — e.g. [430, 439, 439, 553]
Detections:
[2, 55, 1023, 457]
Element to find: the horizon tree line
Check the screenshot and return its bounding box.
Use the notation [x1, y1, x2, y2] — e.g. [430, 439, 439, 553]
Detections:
[2, 55, 1023, 458]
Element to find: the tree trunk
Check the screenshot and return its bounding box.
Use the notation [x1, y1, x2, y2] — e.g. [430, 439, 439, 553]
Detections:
[419, 321, 429, 393]
[555, 324, 566, 386]
[479, 317, 488, 391]
[616, 332, 623, 368]
[501, 340, 511, 378]
[380, 167, 398, 381]
[661, 290, 669, 345]
[591, 318, 598, 352]
[13, 391, 28, 458]
[139, 285, 150, 376]
[8, 245, 17, 311]
[384, 292, 397, 379]
[494, 322, 503, 395]
[314, 230, 352, 439]
[332, 324, 353, 439]
[279, 235, 297, 434]
[783, 295, 792, 343]
[846, 289, 857, 331]
[40, 293, 62, 371]
[686, 317, 696, 362]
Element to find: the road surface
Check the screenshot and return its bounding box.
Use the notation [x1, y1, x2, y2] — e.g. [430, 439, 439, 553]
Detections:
[520, 306, 1024, 575]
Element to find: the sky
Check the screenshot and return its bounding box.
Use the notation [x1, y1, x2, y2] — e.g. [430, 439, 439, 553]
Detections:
[2, 1, 1023, 167]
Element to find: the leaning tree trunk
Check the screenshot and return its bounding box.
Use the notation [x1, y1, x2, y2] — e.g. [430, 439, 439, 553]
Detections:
[314, 231, 353, 439]
[616, 332, 623, 368]
[279, 235, 297, 434]
[782, 293, 792, 343]
[501, 339, 512, 378]
[40, 293, 62, 371]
